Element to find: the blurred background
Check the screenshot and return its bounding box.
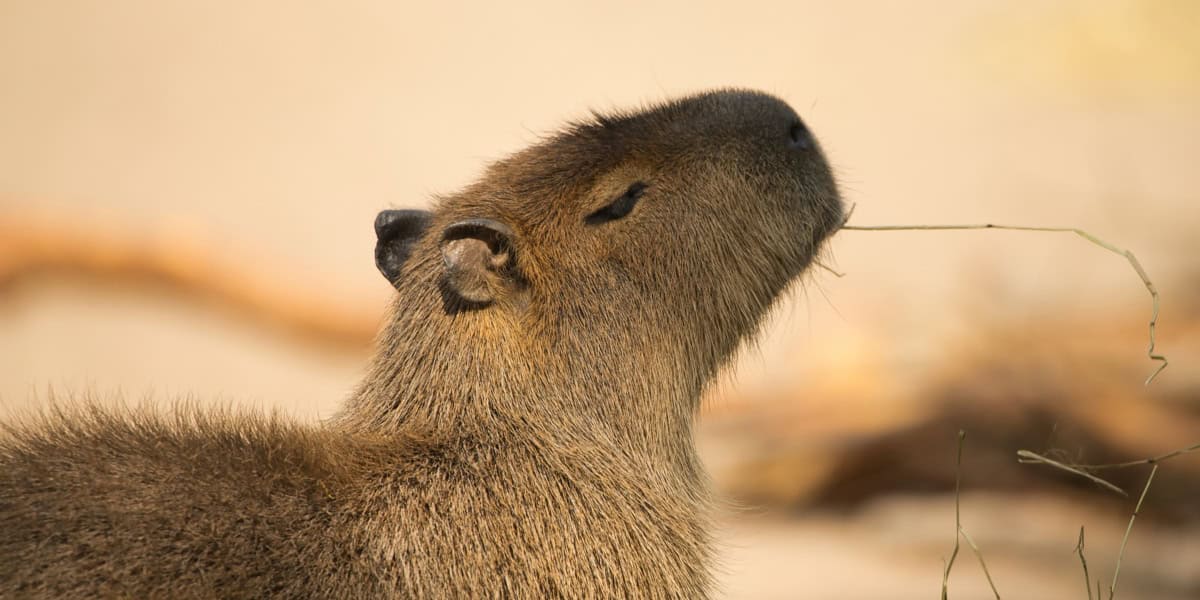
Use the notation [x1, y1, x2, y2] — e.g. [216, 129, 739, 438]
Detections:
[1, 1, 1198, 597]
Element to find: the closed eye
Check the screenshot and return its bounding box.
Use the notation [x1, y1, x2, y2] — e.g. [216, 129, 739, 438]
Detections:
[584, 182, 648, 225]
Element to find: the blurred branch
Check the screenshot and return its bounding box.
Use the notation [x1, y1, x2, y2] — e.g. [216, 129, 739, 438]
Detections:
[0, 216, 380, 351]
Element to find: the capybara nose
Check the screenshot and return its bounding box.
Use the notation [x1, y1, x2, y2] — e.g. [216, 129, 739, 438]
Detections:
[788, 119, 812, 150]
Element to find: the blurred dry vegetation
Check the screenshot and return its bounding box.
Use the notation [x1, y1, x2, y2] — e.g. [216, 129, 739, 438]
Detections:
[2, 1, 1198, 598]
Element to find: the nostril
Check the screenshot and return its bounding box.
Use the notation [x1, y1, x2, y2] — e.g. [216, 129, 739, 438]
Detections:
[788, 120, 811, 150]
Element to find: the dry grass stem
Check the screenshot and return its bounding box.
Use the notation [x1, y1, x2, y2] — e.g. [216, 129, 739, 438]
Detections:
[1018, 442, 1185, 599]
[1083, 442, 1200, 471]
[1108, 465, 1157, 600]
[1015, 450, 1128, 497]
[1075, 527, 1093, 600]
[940, 431, 964, 600]
[959, 528, 1001, 600]
[942, 431, 1002, 600]
[838, 220, 1168, 385]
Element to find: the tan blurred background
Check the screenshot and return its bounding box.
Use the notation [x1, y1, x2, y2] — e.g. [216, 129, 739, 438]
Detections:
[2, 1, 1198, 598]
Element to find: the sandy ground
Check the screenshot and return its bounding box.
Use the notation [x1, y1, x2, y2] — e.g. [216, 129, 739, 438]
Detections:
[717, 493, 1200, 600]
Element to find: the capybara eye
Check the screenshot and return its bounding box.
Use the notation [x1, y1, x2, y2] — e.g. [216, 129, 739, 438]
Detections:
[585, 182, 648, 225]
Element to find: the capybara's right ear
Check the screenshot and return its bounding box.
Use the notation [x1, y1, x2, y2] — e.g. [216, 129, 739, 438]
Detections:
[375, 209, 432, 288]
[439, 218, 517, 305]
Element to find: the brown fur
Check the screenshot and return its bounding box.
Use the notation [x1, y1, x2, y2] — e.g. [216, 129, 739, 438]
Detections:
[0, 89, 842, 598]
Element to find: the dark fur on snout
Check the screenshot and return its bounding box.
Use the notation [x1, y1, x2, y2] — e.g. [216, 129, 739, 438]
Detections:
[0, 89, 842, 598]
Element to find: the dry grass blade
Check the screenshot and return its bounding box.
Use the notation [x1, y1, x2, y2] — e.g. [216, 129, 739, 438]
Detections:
[959, 528, 1001, 600]
[1015, 450, 1128, 497]
[941, 431, 964, 600]
[1022, 442, 1178, 600]
[942, 431, 1002, 600]
[838, 221, 1168, 385]
[1082, 442, 1200, 471]
[1075, 527, 1093, 600]
[1108, 465, 1157, 600]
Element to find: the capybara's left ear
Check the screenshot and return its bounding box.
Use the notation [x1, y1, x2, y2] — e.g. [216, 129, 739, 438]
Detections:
[375, 209, 432, 288]
[439, 218, 517, 305]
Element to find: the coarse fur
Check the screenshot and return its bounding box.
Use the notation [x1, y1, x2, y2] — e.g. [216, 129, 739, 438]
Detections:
[0, 89, 842, 598]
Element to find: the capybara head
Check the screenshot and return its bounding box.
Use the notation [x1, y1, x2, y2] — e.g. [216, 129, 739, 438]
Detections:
[357, 89, 841, 438]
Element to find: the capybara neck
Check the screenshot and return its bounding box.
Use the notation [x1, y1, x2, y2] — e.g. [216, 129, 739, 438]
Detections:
[339, 262, 706, 475]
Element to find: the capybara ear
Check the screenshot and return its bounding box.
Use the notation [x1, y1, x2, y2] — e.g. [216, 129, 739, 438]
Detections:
[375, 209, 432, 288]
[439, 218, 517, 304]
